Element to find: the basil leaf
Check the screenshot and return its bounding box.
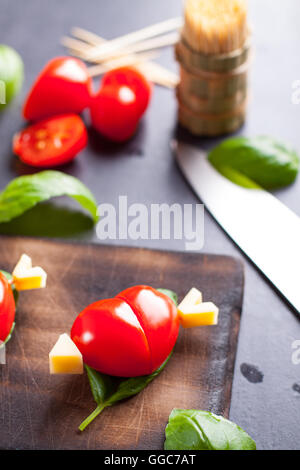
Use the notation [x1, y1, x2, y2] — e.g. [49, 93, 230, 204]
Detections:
[85, 366, 117, 405]
[157, 288, 178, 306]
[0, 171, 99, 223]
[0, 44, 24, 109]
[80, 353, 172, 432]
[164, 409, 256, 450]
[106, 353, 172, 406]
[208, 136, 299, 189]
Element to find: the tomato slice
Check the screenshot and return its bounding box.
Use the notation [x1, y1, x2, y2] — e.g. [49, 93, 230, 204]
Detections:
[117, 286, 179, 372]
[101, 67, 152, 117]
[71, 298, 152, 377]
[13, 114, 87, 167]
[0, 273, 16, 343]
[90, 84, 140, 142]
[23, 57, 92, 121]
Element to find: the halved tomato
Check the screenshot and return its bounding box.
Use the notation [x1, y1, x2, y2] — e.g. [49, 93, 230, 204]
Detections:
[23, 57, 92, 121]
[13, 114, 87, 167]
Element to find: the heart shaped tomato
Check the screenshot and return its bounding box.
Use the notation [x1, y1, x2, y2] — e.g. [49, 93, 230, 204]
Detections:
[23, 57, 92, 121]
[0, 272, 16, 343]
[71, 286, 179, 377]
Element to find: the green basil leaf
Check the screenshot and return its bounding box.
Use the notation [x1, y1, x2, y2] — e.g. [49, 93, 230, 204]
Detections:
[80, 353, 172, 432]
[106, 353, 172, 406]
[85, 366, 117, 405]
[0, 44, 24, 109]
[208, 136, 299, 189]
[164, 409, 256, 450]
[0, 171, 99, 223]
[157, 288, 178, 306]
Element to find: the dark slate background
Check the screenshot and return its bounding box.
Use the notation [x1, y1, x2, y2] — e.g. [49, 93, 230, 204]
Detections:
[0, 0, 300, 450]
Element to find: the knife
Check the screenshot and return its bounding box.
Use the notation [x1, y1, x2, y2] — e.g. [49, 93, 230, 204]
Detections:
[174, 140, 300, 314]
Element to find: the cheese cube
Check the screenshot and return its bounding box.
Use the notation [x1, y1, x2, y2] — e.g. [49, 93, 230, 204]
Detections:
[12, 254, 47, 291]
[179, 302, 219, 328]
[49, 333, 83, 374]
[178, 287, 203, 314]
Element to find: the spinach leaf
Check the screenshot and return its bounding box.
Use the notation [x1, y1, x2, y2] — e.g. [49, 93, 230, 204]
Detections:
[157, 288, 178, 306]
[208, 136, 299, 189]
[80, 353, 172, 431]
[0, 171, 99, 224]
[164, 409, 256, 450]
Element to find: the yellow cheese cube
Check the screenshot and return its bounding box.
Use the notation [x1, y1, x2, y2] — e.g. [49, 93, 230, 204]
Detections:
[178, 287, 203, 315]
[12, 254, 47, 291]
[179, 302, 219, 328]
[49, 333, 83, 374]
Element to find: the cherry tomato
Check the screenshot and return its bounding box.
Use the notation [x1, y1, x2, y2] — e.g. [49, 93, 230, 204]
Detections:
[13, 114, 87, 167]
[71, 286, 179, 377]
[23, 57, 92, 121]
[0, 273, 16, 343]
[101, 67, 152, 117]
[90, 67, 152, 142]
[90, 84, 140, 142]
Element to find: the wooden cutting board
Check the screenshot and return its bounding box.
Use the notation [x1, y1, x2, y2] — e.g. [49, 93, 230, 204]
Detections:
[0, 236, 244, 450]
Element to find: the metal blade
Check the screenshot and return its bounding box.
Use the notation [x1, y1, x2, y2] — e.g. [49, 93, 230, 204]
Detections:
[174, 140, 300, 314]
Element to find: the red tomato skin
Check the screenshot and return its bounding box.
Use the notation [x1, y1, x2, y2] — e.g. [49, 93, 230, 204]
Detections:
[101, 67, 152, 117]
[71, 298, 152, 377]
[23, 57, 92, 121]
[90, 84, 140, 142]
[117, 286, 179, 372]
[0, 273, 16, 343]
[13, 114, 88, 167]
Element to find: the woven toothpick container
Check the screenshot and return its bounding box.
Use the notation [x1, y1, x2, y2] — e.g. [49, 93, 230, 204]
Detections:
[176, 0, 251, 136]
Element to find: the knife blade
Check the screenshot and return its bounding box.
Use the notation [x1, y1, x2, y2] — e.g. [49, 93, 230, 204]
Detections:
[174, 140, 300, 314]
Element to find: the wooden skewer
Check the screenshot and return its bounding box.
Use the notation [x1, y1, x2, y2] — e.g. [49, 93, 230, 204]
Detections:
[62, 23, 180, 89]
[62, 32, 179, 63]
[84, 32, 179, 63]
[70, 27, 105, 46]
[85, 17, 182, 61]
[137, 62, 179, 88]
[88, 56, 179, 89]
[61, 36, 92, 54]
[88, 51, 158, 77]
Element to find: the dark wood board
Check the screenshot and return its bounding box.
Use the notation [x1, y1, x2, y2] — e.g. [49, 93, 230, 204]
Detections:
[0, 236, 244, 450]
